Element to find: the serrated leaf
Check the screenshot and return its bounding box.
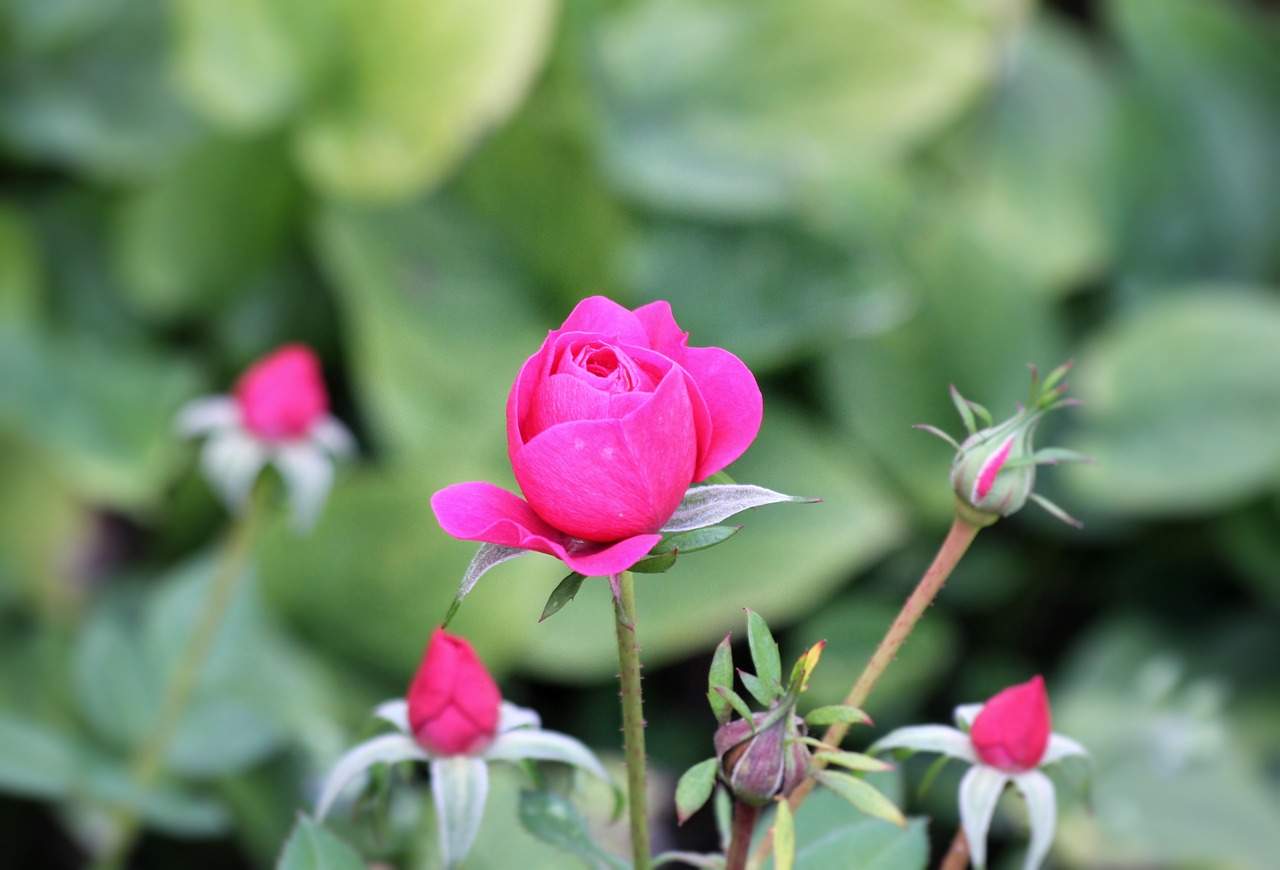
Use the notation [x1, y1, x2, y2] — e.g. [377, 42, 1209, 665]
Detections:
[276, 816, 366, 870]
[675, 758, 719, 825]
[518, 789, 629, 870]
[816, 770, 906, 828]
[708, 634, 734, 725]
[804, 705, 872, 728]
[540, 572, 587, 622]
[746, 609, 783, 698]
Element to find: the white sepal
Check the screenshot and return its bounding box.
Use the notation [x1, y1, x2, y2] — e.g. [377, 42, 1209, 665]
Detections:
[954, 703, 984, 731]
[1012, 769, 1057, 870]
[431, 756, 489, 870]
[314, 732, 427, 820]
[275, 442, 335, 533]
[201, 430, 268, 512]
[870, 724, 978, 764]
[496, 701, 541, 733]
[175, 396, 239, 436]
[457, 543, 530, 603]
[1040, 733, 1089, 767]
[483, 728, 611, 786]
[959, 764, 1010, 869]
[312, 415, 357, 458]
[374, 699, 410, 733]
[661, 484, 813, 533]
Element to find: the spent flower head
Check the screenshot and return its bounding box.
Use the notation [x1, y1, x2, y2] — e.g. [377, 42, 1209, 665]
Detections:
[918, 361, 1086, 528]
[872, 675, 1089, 870]
[177, 344, 354, 532]
[314, 628, 611, 869]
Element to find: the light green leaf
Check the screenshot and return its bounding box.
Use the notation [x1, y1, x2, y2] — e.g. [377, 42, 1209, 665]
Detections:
[803, 706, 871, 728]
[708, 633, 734, 724]
[761, 789, 928, 870]
[0, 716, 81, 799]
[277, 816, 366, 870]
[518, 789, 629, 870]
[675, 758, 719, 825]
[295, 0, 556, 200]
[774, 798, 795, 870]
[541, 572, 587, 623]
[744, 609, 782, 691]
[816, 770, 906, 828]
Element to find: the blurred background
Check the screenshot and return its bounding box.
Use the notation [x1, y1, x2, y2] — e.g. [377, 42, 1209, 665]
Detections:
[2, 0, 1279, 866]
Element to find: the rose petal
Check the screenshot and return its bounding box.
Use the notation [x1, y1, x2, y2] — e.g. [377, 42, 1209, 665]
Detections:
[681, 345, 763, 480]
[512, 368, 697, 541]
[430, 482, 661, 576]
[553, 296, 649, 346]
[633, 300, 689, 359]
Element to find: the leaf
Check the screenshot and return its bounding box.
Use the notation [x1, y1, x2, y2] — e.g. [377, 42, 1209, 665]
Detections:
[294, 0, 557, 200]
[763, 789, 928, 870]
[647, 524, 742, 556]
[662, 484, 816, 533]
[277, 816, 366, 870]
[713, 686, 755, 726]
[774, 798, 796, 870]
[745, 609, 783, 699]
[708, 634, 735, 724]
[738, 670, 773, 708]
[540, 573, 587, 622]
[675, 758, 719, 825]
[518, 790, 630, 870]
[804, 706, 871, 728]
[812, 750, 892, 775]
[0, 716, 81, 799]
[629, 551, 679, 574]
[815, 770, 906, 828]
[1065, 290, 1280, 516]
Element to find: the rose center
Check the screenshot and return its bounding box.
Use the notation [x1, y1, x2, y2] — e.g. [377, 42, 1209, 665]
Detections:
[569, 342, 652, 393]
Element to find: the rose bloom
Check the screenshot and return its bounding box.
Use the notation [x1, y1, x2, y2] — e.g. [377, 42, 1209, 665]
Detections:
[432, 296, 762, 576]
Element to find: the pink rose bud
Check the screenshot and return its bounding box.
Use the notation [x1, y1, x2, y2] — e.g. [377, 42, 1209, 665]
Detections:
[713, 708, 811, 806]
[407, 628, 502, 757]
[969, 675, 1052, 772]
[234, 344, 330, 441]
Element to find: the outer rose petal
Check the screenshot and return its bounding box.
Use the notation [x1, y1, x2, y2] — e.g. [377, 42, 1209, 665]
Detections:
[681, 345, 763, 480]
[430, 482, 660, 576]
[408, 628, 501, 756]
[632, 300, 688, 359]
[512, 368, 697, 541]
[553, 296, 650, 347]
[969, 675, 1052, 772]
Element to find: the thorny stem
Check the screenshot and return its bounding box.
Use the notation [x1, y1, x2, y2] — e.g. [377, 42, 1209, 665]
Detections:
[92, 485, 270, 870]
[940, 828, 972, 870]
[751, 516, 983, 866]
[725, 801, 762, 870]
[613, 570, 651, 870]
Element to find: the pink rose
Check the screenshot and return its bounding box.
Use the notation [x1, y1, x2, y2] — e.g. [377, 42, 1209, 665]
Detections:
[234, 344, 330, 441]
[969, 675, 1052, 772]
[408, 628, 502, 756]
[431, 296, 762, 576]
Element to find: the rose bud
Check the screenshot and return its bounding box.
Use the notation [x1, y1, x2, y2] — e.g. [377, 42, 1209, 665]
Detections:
[407, 628, 502, 756]
[714, 707, 811, 806]
[968, 675, 1052, 773]
[234, 344, 330, 441]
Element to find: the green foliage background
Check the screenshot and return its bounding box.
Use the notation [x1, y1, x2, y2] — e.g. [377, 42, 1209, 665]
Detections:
[1, 0, 1278, 866]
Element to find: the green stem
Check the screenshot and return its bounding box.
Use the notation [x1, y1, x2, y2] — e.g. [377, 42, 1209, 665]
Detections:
[751, 515, 983, 866]
[613, 570, 650, 870]
[724, 801, 761, 870]
[92, 486, 269, 870]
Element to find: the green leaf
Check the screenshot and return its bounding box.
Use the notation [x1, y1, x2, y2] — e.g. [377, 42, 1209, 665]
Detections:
[1065, 290, 1280, 516]
[294, 0, 557, 200]
[746, 609, 783, 699]
[815, 771, 906, 828]
[812, 750, 892, 775]
[804, 706, 872, 728]
[708, 634, 735, 725]
[738, 670, 773, 708]
[518, 790, 629, 870]
[774, 798, 796, 870]
[713, 686, 756, 726]
[647, 524, 742, 557]
[674, 758, 719, 825]
[0, 716, 81, 799]
[541, 573, 587, 622]
[629, 551, 679, 574]
[277, 816, 366, 870]
[762, 790, 927, 870]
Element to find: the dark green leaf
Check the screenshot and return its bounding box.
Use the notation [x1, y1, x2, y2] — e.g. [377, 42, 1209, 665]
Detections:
[647, 524, 742, 557]
[739, 670, 773, 708]
[541, 573, 587, 622]
[517, 790, 629, 870]
[629, 551, 679, 574]
[708, 634, 734, 724]
[276, 816, 366, 870]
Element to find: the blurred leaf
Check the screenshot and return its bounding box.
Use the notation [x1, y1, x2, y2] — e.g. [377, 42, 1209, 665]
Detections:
[174, 0, 340, 131]
[930, 14, 1115, 294]
[516, 403, 909, 682]
[115, 136, 301, 321]
[760, 789, 928, 870]
[295, 0, 556, 200]
[277, 816, 366, 870]
[0, 203, 43, 325]
[1065, 289, 1280, 516]
[518, 789, 628, 870]
[0, 0, 202, 181]
[627, 221, 913, 372]
[0, 329, 200, 508]
[1106, 0, 1280, 289]
[1, 0, 124, 53]
[0, 716, 81, 800]
[80, 756, 232, 835]
[593, 0, 1022, 216]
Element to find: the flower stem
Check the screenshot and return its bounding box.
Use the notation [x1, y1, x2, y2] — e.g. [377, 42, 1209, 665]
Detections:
[613, 570, 650, 870]
[92, 486, 269, 870]
[940, 828, 971, 870]
[725, 801, 762, 870]
[751, 516, 982, 866]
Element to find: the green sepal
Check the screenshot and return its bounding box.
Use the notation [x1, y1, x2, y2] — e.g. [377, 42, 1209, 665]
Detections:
[711, 686, 755, 727]
[647, 524, 742, 556]
[816, 770, 906, 828]
[950, 385, 978, 435]
[540, 573, 586, 622]
[804, 705, 872, 727]
[738, 670, 773, 708]
[674, 758, 719, 825]
[629, 551, 679, 574]
[707, 634, 734, 725]
[745, 609, 782, 700]
[812, 749, 893, 774]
